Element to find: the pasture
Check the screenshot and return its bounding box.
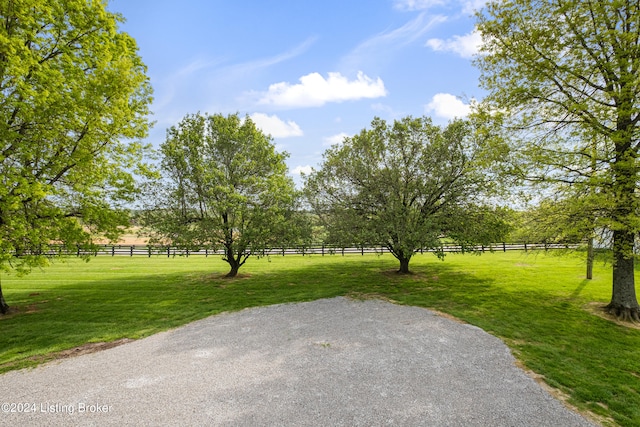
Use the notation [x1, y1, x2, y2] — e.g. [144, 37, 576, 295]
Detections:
[1, 251, 639, 426]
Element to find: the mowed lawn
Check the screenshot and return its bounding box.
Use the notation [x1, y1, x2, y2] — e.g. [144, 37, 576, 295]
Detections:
[1, 251, 639, 426]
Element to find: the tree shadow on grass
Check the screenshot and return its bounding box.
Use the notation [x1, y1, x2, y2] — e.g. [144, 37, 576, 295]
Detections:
[2, 254, 640, 425]
[570, 280, 590, 299]
[0, 255, 491, 371]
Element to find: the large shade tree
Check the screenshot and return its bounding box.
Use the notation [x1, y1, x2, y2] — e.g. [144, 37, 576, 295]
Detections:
[142, 112, 305, 277]
[476, 0, 640, 320]
[0, 0, 153, 313]
[304, 116, 508, 274]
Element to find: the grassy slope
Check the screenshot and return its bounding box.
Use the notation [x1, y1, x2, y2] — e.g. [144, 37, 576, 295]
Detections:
[0, 251, 638, 426]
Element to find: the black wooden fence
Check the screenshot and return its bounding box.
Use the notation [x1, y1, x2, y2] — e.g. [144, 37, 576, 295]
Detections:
[45, 242, 579, 258]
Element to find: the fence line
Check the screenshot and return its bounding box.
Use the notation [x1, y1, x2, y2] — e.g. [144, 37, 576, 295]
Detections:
[36, 242, 580, 258]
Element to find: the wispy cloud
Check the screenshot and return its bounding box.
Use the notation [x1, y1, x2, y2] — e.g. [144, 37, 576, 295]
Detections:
[258, 71, 387, 108]
[151, 57, 223, 116]
[228, 37, 317, 76]
[361, 12, 446, 47]
[393, 0, 446, 11]
[340, 13, 447, 72]
[150, 38, 318, 130]
[250, 113, 303, 138]
[461, 0, 487, 14]
[393, 0, 486, 13]
[426, 30, 482, 58]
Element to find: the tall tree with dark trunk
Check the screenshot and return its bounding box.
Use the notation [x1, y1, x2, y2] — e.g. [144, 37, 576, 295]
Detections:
[304, 116, 508, 274]
[476, 0, 640, 320]
[142, 113, 305, 277]
[0, 0, 153, 313]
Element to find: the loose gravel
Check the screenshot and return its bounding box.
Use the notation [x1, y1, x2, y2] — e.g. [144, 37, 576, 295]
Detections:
[0, 297, 597, 426]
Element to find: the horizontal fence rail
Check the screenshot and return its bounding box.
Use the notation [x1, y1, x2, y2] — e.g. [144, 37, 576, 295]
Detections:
[30, 242, 581, 258]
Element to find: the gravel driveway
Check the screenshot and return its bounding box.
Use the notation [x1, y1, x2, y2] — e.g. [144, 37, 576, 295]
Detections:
[1, 297, 596, 426]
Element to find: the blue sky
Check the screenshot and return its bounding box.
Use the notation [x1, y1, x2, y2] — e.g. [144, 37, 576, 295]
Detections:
[108, 0, 485, 184]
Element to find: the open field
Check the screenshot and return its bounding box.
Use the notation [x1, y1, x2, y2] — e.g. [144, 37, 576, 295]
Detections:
[1, 251, 639, 426]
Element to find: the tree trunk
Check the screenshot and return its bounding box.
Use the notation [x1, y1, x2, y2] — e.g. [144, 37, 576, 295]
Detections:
[224, 254, 241, 278]
[606, 229, 640, 321]
[606, 134, 640, 321]
[226, 261, 240, 278]
[397, 256, 411, 274]
[0, 279, 9, 315]
[224, 244, 241, 278]
[586, 236, 594, 280]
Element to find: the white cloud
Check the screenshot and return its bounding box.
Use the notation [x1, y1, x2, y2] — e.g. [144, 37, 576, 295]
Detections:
[250, 113, 303, 138]
[425, 93, 471, 119]
[393, 0, 486, 12]
[462, 0, 487, 14]
[323, 132, 351, 146]
[393, 0, 446, 11]
[258, 71, 387, 108]
[291, 165, 313, 175]
[426, 30, 482, 58]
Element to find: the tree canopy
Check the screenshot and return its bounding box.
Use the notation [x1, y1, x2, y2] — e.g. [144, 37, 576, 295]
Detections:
[0, 0, 153, 313]
[476, 0, 640, 320]
[142, 112, 305, 277]
[304, 116, 508, 274]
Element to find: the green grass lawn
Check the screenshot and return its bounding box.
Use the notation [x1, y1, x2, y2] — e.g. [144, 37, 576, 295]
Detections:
[1, 251, 639, 426]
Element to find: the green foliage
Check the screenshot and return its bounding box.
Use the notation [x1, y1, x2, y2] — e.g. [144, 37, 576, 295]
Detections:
[304, 116, 509, 272]
[510, 198, 597, 243]
[0, 0, 153, 276]
[141, 112, 307, 276]
[1, 253, 640, 425]
[476, 0, 640, 317]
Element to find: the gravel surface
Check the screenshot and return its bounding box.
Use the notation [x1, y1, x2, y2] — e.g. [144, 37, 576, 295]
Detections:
[1, 297, 596, 426]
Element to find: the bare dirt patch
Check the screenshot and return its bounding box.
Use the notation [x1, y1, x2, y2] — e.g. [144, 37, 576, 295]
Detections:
[1, 301, 48, 318]
[584, 302, 640, 330]
[381, 269, 416, 277]
[53, 338, 136, 359]
[0, 338, 135, 372]
[202, 272, 252, 281]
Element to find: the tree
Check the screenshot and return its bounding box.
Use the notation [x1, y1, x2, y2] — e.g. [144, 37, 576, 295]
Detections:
[510, 194, 606, 279]
[142, 112, 304, 277]
[304, 116, 509, 274]
[476, 0, 640, 320]
[504, 130, 608, 281]
[0, 0, 153, 313]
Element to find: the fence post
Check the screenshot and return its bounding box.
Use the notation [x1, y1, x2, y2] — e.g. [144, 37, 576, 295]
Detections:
[111, 246, 115, 257]
[361, 246, 364, 256]
[167, 246, 170, 258]
[130, 246, 133, 257]
[503, 242, 506, 252]
[322, 244, 324, 256]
